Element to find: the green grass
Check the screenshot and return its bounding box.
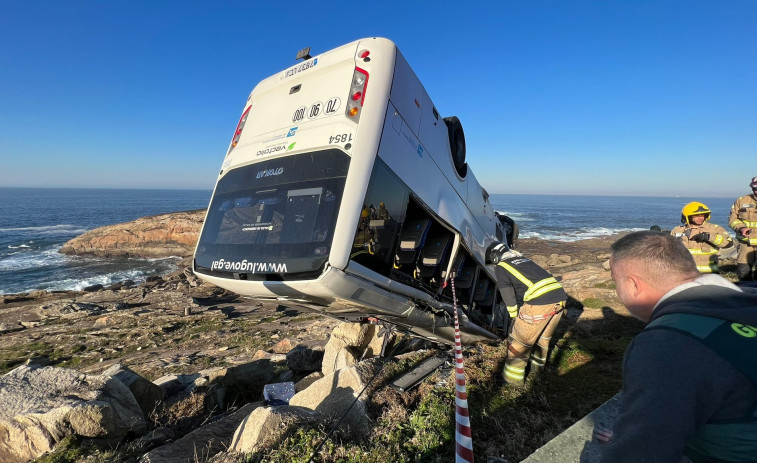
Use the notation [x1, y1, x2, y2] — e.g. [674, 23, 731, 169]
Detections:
[581, 297, 606, 309]
[289, 314, 323, 323]
[32, 436, 89, 463]
[0, 340, 94, 374]
[593, 281, 616, 289]
[18, 299, 643, 462]
[235, 310, 640, 463]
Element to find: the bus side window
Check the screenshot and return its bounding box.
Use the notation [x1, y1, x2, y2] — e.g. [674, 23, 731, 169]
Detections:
[351, 158, 409, 275]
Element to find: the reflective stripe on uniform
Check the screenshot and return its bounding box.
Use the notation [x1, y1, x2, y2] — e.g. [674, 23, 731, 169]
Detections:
[497, 262, 563, 302]
[688, 248, 718, 256]
[688, 249, 718, 257]
[735, 235, 757, 246]
[504, 364, 525, 380]
[697, 264, 717, 273]
[498, 262, 533, 287]
[731, 220, 757, 241]
[507, 305, 518, 317]
[524, 278, 562, 301]
[498, 262, 562, 302]
[711, 234, 724, 246]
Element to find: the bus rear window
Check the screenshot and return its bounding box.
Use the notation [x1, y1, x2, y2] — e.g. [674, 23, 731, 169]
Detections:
[195, 150, 349, 275]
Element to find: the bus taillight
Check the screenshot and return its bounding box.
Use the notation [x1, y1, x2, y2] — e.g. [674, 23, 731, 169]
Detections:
[228, 105, 251, 155]
[346, 67, 368, 123]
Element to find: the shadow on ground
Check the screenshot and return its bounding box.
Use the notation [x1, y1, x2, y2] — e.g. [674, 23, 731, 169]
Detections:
[461, 297, 645, 463]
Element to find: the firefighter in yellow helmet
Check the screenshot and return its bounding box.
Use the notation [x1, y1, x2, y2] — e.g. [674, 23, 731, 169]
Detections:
[729, 176, 757, 280]
[670, 201, 733, 273]
[352, 206, 374, 250]
[486, 241, 567, 387]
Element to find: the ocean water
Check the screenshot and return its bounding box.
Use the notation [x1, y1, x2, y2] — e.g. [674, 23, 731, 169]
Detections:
[0, 188, 211, 295]
[490, 194, 737, 241]
[0, 189, 739, 294]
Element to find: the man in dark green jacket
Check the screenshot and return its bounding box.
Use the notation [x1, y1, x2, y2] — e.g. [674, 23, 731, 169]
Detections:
[599, 231, 757, 462]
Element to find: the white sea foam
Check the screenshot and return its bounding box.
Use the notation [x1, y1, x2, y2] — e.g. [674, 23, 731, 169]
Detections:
[494, 210, 535, 223]
[521, 227, 645, 242]
[68, 269, 147, 291]
[0, 246, 67, 271]
[0, 224, 88, 235]
[10, 265, 173, 294]
[7, 244, 31, 249]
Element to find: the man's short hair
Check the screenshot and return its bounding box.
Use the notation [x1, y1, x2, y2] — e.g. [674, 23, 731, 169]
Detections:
[611, 231, 698, 281]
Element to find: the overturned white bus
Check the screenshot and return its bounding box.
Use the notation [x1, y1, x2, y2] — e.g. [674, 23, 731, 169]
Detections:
[193, 38, 516, 345]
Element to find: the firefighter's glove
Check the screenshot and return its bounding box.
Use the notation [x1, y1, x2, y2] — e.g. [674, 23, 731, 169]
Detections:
[690, 232, 710, 243]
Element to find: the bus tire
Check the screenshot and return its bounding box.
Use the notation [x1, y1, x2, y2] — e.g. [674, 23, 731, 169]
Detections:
[498, 213, 519, 247]
[444, 116, 467, 177]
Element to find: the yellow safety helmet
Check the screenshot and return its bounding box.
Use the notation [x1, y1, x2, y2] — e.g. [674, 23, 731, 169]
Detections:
[361, 208, 370, 218]
[681, 201, 711, 225]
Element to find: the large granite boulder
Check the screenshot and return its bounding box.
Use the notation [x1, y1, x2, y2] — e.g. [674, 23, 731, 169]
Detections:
[321, 322, 374, 375]
[229, 405, 321, 454]
[59, 209, 205, 258]
[286, 342, 326, 373]
[321, 322, 392, 375]
[0, 365, 147, 463]
[101, 364, 164, 418]
[140, 402, 261, 463]
[290, 359, 383, 436]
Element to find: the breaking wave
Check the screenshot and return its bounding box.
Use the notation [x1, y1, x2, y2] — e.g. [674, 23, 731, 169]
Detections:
[43, 269, 149, 292]
[0, 246, 66, 271]
[0, 224, 88, 234]
[520, 227, 646, 242]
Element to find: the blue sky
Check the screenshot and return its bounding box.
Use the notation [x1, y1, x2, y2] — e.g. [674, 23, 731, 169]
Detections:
[1, 1, 755, 196]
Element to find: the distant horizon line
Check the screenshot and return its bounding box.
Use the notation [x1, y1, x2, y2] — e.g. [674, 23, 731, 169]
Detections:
[0, 186, 213, 192]
[0, 186, 745, 199]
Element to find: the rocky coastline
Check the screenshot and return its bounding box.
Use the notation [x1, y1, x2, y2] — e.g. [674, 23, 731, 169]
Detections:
[59, 209, 206, 258]
[0, 211, 654, 463]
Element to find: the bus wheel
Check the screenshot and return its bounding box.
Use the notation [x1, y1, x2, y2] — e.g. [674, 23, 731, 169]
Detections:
[444, 116, 467, 177]
[498, 214, 519, 247]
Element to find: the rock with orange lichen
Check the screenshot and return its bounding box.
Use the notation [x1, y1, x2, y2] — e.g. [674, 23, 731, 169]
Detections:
[59, 210, 205, 258]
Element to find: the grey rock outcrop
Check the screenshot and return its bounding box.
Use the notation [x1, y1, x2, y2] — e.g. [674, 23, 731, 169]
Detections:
[290, 359, 382, 435]
[153, 373, 203, 397]
[0, 365, 146, 463]
[229, 405, 321, 454]
[322, 322, 392, 375]
[101, 364, 164, 418]
[140, 402, 261, 463]
[322, 322, 373, 375]
[286, 342, 326, 373]
[295, 372, 324, 392]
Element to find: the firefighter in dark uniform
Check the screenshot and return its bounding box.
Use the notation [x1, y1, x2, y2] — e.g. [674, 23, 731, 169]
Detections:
[487, 242, 567, 387]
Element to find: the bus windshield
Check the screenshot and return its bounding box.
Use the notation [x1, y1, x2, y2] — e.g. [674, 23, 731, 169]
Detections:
[195, 149, 349, 277]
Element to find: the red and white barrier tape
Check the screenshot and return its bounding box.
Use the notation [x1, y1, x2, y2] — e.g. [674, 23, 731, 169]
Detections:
[450, 276, 474, 463]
